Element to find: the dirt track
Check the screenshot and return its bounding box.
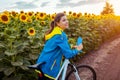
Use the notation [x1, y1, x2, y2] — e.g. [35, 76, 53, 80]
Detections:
[75, 35, 120, 80]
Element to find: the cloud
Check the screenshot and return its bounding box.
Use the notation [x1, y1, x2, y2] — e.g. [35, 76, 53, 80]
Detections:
[40, 2, 50, 7]
[7, 0, 39, 10]
[56, 0, 106, 8]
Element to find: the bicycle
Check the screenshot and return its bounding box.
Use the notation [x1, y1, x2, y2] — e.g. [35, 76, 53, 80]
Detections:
[28, 58, 96, 80]
[28, 37, 96, 80]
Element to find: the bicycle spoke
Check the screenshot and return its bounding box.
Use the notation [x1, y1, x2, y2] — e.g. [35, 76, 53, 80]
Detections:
[66, 65, 96, 80]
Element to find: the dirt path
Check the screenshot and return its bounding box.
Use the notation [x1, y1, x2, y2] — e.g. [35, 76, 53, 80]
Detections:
[75, 35, 120, 80]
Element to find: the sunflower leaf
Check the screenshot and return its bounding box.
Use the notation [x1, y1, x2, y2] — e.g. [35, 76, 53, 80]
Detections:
[4, 67, 15, 76]
[11, 61, 23, 66]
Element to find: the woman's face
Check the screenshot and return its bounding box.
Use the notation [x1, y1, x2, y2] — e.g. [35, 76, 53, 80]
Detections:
[57, 16, 69, 30]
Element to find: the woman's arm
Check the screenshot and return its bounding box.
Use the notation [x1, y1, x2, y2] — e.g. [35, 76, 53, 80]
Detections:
[55, 35, 83, 59]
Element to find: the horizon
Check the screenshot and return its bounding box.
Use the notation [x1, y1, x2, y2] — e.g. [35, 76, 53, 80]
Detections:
[0, 0, 120, 15]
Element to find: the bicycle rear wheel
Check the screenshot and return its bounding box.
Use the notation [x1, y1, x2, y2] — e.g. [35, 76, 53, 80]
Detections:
[66, 65, 96, 80]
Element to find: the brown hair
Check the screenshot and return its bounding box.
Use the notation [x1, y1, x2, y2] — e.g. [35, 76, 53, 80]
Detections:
[45, 13, 65, 35]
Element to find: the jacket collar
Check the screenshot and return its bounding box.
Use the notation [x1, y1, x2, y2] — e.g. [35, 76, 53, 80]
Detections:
[45, 26, 63, 40]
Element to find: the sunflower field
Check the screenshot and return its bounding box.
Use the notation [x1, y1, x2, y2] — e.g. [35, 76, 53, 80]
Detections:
[0, 10, 120, 80]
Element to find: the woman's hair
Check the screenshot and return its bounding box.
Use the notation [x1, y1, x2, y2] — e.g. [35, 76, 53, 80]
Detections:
[45, 13, 65, 35]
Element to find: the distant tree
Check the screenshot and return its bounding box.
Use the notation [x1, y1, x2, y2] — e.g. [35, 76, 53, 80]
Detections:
[101, 1, 114, 15]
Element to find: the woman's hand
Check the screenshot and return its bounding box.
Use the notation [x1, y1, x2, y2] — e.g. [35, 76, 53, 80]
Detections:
[72, 44, 83, 51]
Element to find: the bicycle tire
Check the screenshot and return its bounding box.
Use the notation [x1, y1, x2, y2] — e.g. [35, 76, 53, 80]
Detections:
[65, 65, 96, 80]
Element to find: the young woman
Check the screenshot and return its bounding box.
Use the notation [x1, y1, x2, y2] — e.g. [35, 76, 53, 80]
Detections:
[36, 12, 83, 80]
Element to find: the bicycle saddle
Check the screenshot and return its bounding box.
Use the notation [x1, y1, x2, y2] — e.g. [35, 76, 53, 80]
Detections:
[28, 62, 46, 70]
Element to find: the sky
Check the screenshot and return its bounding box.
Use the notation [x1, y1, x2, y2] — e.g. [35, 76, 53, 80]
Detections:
[0, 0, 120, 15]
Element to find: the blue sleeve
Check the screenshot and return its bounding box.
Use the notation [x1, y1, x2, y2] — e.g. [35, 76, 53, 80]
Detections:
[55, 35, 79, 59]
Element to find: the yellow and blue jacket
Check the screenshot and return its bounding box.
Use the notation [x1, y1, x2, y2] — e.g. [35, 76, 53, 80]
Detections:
[36, 27, 80, 79]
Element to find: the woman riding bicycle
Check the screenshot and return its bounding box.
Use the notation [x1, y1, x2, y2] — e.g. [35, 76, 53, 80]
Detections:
[36, 12, 83, 80]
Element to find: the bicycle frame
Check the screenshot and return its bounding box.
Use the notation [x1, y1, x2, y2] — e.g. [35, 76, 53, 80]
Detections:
[55, 59, 80, 80]
[28, 58, 96, 80]
[55, 37, 83, 80]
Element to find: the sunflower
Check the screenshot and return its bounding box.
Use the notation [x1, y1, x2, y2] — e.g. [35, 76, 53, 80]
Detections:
[87, 14, 91, 18]
[63, 11, 66, 14]
[84, 13, 88, 16]
[72, 12, 77, 18]
[39, 12, 46, 19]
[14, 13, 19, 20]
[77, 13, 82, 18]
[40, 21, 46, 25]
[50, 14, 56, 20]
[27, 12, 34, 18]
[10, 11, 17, 17]
[27, 18, 32, 23]
[0, 13, 10, 24]
[28, 28, 35, 36]
[69, 11, 72, 15]
[35, 15, 40, 21]
[19, 13, 28, 22]
[20, 10, 24, 14]
[3, 11, 10, 15]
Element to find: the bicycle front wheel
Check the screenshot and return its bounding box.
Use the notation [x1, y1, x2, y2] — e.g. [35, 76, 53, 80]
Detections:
[66, 65, 96, 80]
